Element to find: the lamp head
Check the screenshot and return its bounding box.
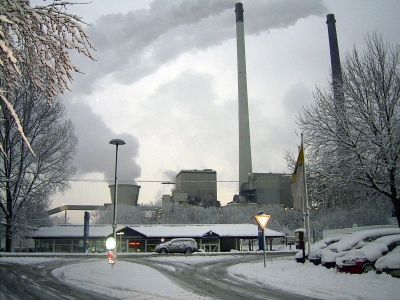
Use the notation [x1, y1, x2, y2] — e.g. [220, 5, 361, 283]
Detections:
[109, 139, 126, 146]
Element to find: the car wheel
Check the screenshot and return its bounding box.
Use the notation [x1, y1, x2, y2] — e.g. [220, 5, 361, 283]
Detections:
[185, 248, 193, 254]
[362, 263, 376, 273]
[160, 248, 167, 254]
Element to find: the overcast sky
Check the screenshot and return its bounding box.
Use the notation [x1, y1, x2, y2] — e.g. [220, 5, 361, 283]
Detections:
[34, 0, 400, 221]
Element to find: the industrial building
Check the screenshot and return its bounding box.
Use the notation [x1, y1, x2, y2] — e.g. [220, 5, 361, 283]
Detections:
[232, 173, 293, 208]
[162, 169, 220, 207]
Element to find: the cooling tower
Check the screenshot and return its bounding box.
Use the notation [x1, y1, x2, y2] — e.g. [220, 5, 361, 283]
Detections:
[235, 2, 253, 191]
[109, 184, 141, 206]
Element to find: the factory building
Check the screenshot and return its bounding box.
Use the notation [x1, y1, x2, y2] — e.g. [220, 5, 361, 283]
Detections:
[232, 173, 293, 208]
[162, 169, 220, 207]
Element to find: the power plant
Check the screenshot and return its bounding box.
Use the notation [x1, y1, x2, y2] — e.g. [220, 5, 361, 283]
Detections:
[48, 5, 344, 215]
[100, 7, 342, 209]
[161, 3, 292, 208]
[229, 3, 292, 206]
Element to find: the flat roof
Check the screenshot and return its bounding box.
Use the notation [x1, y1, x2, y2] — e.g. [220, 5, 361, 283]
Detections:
[28, 224, 285, 239]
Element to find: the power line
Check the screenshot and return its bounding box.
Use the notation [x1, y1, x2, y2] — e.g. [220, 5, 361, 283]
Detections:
[68, 179, 239, 183]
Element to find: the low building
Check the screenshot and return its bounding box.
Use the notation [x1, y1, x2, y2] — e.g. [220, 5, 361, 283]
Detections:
[28, 224, 285, 253]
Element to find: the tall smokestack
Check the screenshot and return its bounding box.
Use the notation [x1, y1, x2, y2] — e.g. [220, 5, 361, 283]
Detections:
[326, 14, 344, 102]
[326, 14, 346, 162]
[235, 3, 253, 191]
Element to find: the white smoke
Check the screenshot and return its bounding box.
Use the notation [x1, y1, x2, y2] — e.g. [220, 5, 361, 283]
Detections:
[64, 99, 141, 183]
[71, 0, 327, 95]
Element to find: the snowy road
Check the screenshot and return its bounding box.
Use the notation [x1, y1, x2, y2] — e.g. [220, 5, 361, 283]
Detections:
[3, 252, 398, 299]
[0, 258, 109, 300]
[0, 253, 316, 300]
[128, 253, 319, 300]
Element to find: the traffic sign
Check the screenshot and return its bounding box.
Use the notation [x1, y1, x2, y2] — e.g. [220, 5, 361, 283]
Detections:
[255, 214, 271, 229]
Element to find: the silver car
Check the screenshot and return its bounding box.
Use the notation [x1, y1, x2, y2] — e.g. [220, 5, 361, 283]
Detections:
[155, 238, 198, 254]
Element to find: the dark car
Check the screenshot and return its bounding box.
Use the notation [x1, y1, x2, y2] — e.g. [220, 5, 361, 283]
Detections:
[155, 238, 198, 254]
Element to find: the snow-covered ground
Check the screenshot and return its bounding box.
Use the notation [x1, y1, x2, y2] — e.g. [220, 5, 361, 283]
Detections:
[1, 253, 399, 300]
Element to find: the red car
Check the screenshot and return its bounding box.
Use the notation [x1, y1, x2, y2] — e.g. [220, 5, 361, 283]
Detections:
[336, 234, 400, 274]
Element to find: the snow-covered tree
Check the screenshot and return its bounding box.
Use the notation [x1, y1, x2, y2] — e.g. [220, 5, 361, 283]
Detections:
[0, 0, 94, 154]
[297, 34, 400, 227]
[0, 72, 77, 252]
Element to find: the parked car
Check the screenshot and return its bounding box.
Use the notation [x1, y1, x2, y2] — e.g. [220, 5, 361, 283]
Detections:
[321, 228, 400, 269]
[376, 245, 400, 278]
[336, 234, 400, 274]
[295, 234, 346, 264]
[307, 235, 347, 265]
[155, 238, 198, 254]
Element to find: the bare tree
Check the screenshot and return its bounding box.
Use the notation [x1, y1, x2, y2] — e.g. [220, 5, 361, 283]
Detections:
[0, 78, 77, 252]
[0, 0, 94, 154]
[298, 34, 400, 226]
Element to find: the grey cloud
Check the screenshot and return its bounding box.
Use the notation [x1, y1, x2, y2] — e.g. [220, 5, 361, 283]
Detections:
[64, 99, 141, 182]
[71, 0, 327, 95]
[281, 82, 314, 117]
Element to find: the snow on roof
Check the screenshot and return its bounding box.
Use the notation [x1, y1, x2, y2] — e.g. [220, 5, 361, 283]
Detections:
[125, 224, 285, 238]
[295, 234, 348, 258]
[337, 244, 388, 264]
[328, 228, 400, 252]
[28, 224, 124, 238]
[337, 234, 400, 263]
[28, 224, 285, 239]
[376, 246, 400, 269]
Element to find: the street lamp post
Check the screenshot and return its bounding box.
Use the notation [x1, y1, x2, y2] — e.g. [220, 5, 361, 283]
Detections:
[109, 138, 125, 261]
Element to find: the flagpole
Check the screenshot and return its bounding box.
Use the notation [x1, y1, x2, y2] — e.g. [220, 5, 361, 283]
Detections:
[301, 196, 305, 229]
[301, 133, 312, 255]
[298, 144, 306, 230]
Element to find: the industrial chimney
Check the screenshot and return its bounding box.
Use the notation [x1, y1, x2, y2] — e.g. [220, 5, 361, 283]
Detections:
[326, 13, 346, 152]
[326, 14, 344, 104]
[235, 3, 253, 192]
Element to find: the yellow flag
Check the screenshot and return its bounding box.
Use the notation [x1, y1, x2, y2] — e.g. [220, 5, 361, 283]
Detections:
[291, 144, 305, 210]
